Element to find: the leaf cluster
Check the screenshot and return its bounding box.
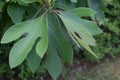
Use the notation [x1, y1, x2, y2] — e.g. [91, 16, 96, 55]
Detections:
[0, 0, 104, 79]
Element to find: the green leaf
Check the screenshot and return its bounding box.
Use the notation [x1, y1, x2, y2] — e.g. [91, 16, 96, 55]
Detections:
[26, 50, 41, 73]
[57, 12, 96, 46]
[0, 1, 5, 12]
[48, 0, 51, 3]
[57, 11, 99, 58]
[7, 4, 25, 24]
[65, 7, 96, 17]
[46, 48, 62, 80]
[71, 32, 98, 59]
[77, 0, 88, 7]
[48, 14, 73, 65]
[78, 19, 103, 35]
[26, 40, 41, 73]
[71, 0, 77, 3]
[10, 0, 28, 6]
[21, 0, 36, 3]
[55, 0, 75, 10]
[88, 0, 105, 24]
[5, 0, 10, 2]
[1, 16, 48, 68]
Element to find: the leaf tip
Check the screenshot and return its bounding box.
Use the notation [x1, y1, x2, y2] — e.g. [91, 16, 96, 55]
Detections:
[1, 39, 6, 44]
[9, 63, 15, 69]
[9, 57, 18, 69]
[0, 36, 11, 44]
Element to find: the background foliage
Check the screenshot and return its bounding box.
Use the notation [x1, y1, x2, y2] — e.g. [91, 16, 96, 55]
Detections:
[84, 0, 120, 60]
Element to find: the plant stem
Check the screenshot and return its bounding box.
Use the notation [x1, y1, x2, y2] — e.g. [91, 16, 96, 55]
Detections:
[33, 8, 42, 19]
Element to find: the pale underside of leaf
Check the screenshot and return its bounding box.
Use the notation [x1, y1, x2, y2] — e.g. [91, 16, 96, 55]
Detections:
[57, 12, 96, 46]
[57, 11, 99, 58]
[71, 32, 98, 59]
[65, 7, 96, 17]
